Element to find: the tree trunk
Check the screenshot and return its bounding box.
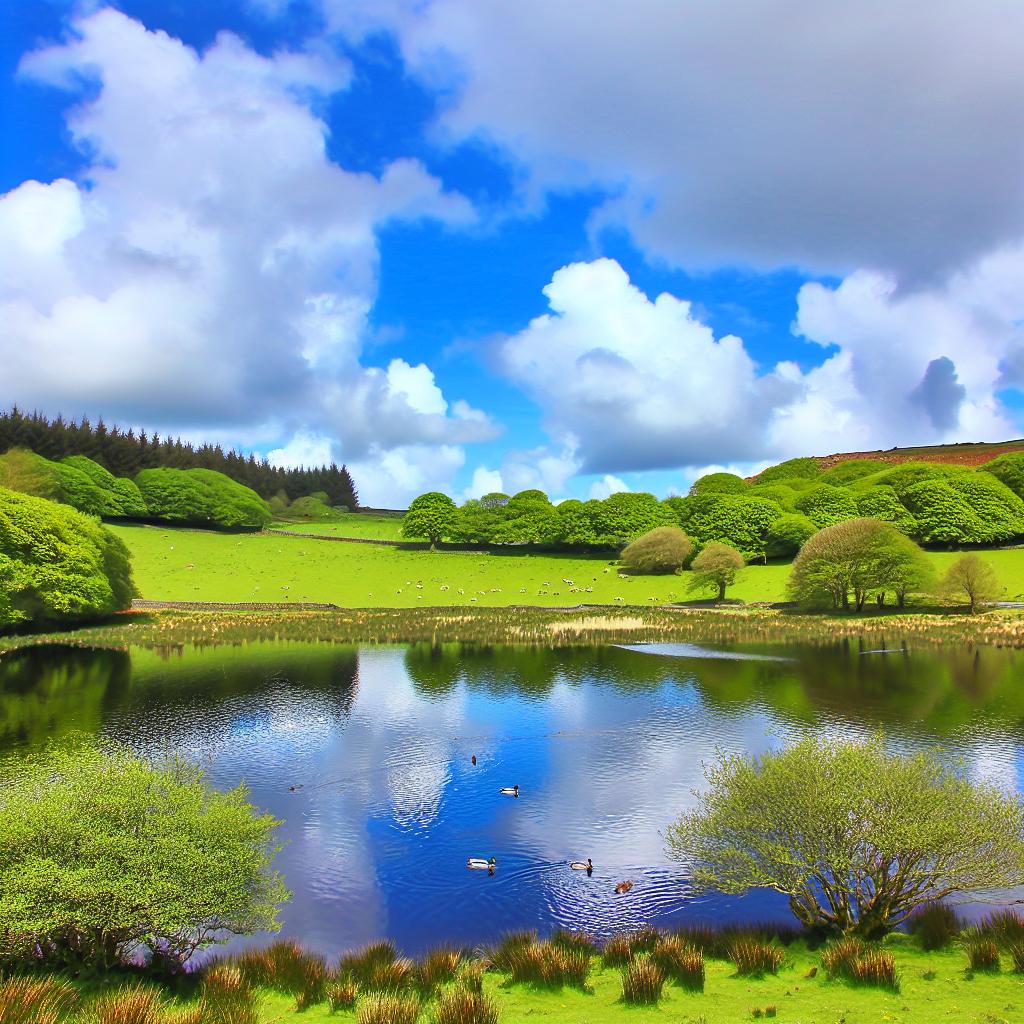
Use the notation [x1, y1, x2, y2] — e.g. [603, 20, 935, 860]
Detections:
[718, 581, 726, 601]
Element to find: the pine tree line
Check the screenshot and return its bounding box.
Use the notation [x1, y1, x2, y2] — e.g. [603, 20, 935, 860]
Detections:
[0, 408, 358, 508]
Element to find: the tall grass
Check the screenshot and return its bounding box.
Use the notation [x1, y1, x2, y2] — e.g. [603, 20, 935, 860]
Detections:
[355, 993, 421, 1024]
[487, 932, 537, 974]
[650, 936, 705, 991]
[498, 940, 590, 988]
[729, 939, 784, 976]
[548, 929, 598, 956]
[416, 946, 463, 993]
[908, 902, 961, 950]
[233, 938, 327, 1000]
[0, 976, 77, 1024]
[337, 940, 414, 992]
[620, 960, 666, 1004]
[326, 980, 357, 1011]
[821, 937, 865, 979]
[600, 934, 635, 968]
[433, 989, 500, 1024]
[851, 949, 899, 990]
[979, 909, 1024, 946]
[82, 984, 166, 1024]
[966, 939, 1001, 972]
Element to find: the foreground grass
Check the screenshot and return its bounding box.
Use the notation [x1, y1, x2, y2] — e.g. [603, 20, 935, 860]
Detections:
[107, 523, 1024, 609]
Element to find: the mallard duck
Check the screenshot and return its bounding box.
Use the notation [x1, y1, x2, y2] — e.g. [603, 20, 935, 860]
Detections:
[467, 857, 497, 870]
[614, 880, 634, 894]
[499, 785, 520, 797]
[471, 755, 477, 765]
[570, 858, 593, 872]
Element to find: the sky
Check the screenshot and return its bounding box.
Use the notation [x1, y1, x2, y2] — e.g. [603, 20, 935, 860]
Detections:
[3, 1, 1024, 506]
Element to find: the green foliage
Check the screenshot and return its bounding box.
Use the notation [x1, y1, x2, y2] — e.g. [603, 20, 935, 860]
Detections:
[765, 513, 817, 558]
[591, 492, 674, 545]
[757, 457, 822, 484]
[0, 738, 289, 973]
[746, 483, 798, 510]
[620, 526, 693, 574]
[689, 472, 747, 496]
[666, 735, 1024, 938]
[899, 479, 992, 544]
[553, 499, 600, 546]
[788, 518, 932, 610]
[940, 554, 1003, 613]
[793, 483, 858, 528]
[678, 495, 783, 560]
[136, 468, 272, 530]
[818, 459, 888, 486]
[62, 455, 148, 517]
[273, 494, 342, 523]
[865, 461, 960, 495]
[688, 541, 745, 600]
[0, 487, 137, 629]
[451, 499, 505, 544]
[401, 491, 458, 545]
[493, 490, 558, 544]
[0, 448, 105, 516]
[854, 486, 918, 534]
[981, 453, 1024, 499]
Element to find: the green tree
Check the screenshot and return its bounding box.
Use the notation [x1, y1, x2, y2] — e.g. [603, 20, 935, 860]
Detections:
[63, 456, 148, 518]
[793, 483, 858, 528]
[765, 512, 817, 558]
[553, 499, 599, 546]
[0, 738, 289, 972]
[756, 457, 822, 484]
[666, 735, 1024, 938]
[689, 472, 747, 496]
[136, 468, 271, 530]
[401, 492, 458, 547]
[0, 487, 137, 629]
[981, 453, 1024, 499]
[679, 495, 783, 561]
[592, 492, 673, 545]
[940, 554, 1003, 614]
[492, 489, 558, 544]
[620, 525, 693, 574]
[854, 485, 917, 534]
[787, 517, 929, 611]
[688, 541, 744, 600]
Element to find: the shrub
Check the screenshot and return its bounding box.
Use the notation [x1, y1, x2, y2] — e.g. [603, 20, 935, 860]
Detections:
[967, 939, 1001, 972]
[417, 946, 463, 993]
[819, 460, 888, 486]
[62, 456, 148, 518]
[620, 959, 666, 1004]
[940, 554, 1003, 613]
[0, 976, 77, 1024]
[794, 484, 858, 528]
[651, 936, 704, 990]
[433, 989, 499, 1024]
[729, 940, 783, 975]
[356, 993, 421, 1024]
[0, 739, 288, 974]
[689, 472, 747, 496]
[765, 512, 817, 557]
[908, 902, 961, 950]
[135, 467, 271, 530]
[620, 526, 693, 574]
[854, 486, 918, 535]
[687, 541, 745, 600]
[667, 734, 1024, 938]
[592, 492, 675, 546]
[326, 980, 357, 1011]
[674, 495, 783, 561]
[757, 457, 821, 484]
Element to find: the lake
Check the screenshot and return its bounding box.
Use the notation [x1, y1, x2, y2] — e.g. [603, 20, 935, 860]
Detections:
[1, 637, 1022, 958]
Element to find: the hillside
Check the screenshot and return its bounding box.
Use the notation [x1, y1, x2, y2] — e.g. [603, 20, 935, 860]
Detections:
[784, 438, 1024, 474]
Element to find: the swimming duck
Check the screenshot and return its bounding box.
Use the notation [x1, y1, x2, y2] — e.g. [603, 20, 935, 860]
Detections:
[614, 880, 634, 895]
[467, 857, 497, 870]
[499, 785, 520, 797]
[471, 755, 477, 766]
[570, 858, 593, 874]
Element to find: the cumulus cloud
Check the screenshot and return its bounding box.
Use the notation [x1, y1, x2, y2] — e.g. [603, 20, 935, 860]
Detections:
[323, 0, 1024, 281]
[1, 9, 492, 505]
[588, 475, 629, 500]
[496, 258, 1023, 475]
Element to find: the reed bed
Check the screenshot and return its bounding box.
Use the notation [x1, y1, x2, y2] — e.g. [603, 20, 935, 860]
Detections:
[498, 940, 591, 989]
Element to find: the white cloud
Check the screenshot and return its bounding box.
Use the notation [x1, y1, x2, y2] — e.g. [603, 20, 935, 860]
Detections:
[588, 474, 629, 500]
[347, 444, 465, 507]
[1, 8, 488, 504]
[463, 466, 504, 500]
[267, 431, 335, 469]
[333, 0, 1024, 281]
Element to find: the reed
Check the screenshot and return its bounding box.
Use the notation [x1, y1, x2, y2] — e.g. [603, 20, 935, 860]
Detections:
[620, 959, 666, 1005]
[729, 939, 784, 976]
[416, 946, 464, 993]
[1009, 942, 1024, 974]
[355, 993, 421, 1024]
[908, 901, 961, 950]
[0, 976, 77, 1024]
[979, 909, 1024, 946]
[650, 936, 704, 991]
[432, 989, 500, 1024]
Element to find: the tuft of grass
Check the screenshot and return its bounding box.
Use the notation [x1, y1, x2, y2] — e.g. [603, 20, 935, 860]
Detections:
[651, 936, 705, 991]
[620, 959, 666, 1005]
[672, 924, 717, 955]
[355, 993, 421, 1024]
[201, 964, 253, 1005]
[821, 937, 865, 979]
[851, 949, 899, 990]
[457, 961, 486, 995]
[548, 929, 598, 956]
[979, 908, 1024, 946]
[488, 932, 537, 974]
[233, 939, 327, 1000]
[1009, 942, 1024, 974]
[967, 939, 1001, 972]
[416, 946, 463, 994]
[0, 976, 78, 1024]
[337, 940, 413, 992]
[433, 988, 500, 1024]
[497, 940, 590, 989]
[628, 926, 662, 954]
[83, 983, 166, 1024]
[730, 939, 784, 976]
[325, 980, 357, 1012]
[601, 934, 635, 968]
[909, 901, 961, 950]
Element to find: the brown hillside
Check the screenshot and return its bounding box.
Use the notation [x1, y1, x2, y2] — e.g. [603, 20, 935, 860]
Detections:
[814, 439, 1024, 471]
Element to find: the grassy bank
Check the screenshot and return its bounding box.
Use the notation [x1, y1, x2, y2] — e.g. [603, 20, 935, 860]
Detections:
[108, 523, 1024, 609]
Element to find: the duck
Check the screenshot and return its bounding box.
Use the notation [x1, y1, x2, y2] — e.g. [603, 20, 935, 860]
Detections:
[471, 755, 477, 766]
[467, 857, 497, 870]
[499, 785, 520, 797]
[614, 880, 634, 895]
[570, 858, 593, 874]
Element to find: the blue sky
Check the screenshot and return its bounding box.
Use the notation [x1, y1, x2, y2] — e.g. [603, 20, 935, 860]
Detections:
[3, 1, 1024, 505]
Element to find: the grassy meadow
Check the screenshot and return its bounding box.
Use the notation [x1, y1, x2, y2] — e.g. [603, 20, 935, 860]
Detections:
[109, 522, 1024, 609]
[272, 512, 405, 541]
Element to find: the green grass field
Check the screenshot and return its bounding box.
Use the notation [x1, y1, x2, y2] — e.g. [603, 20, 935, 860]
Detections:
[272, 513, 404, 541]
[110, 524, 1024, 608]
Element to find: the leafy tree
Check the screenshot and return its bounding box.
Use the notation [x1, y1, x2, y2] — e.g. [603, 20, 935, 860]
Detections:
[0, 738, 288, 973]
[401, 492, 458, 546]
[666, 735, 1024, 938]
[898, 479, 990, 544]
[620, 525, 693, 574]
[940, 554, 1003, 613]
[450, 499, 500, 544]
[854, 485, 918, 534]
[788, 517, 929, 611]
[680, 495, 783, 561]
[793, 483, 858, 528]
[0, 487, 137, 629]
[592, 492, 673, 545]
[688, 541, 744, 600]
[553, 499, 600, 546]
[757, 457, 821, 484]
[818, 459, 888, 485]
[689, 472, 747, 496]
[63, 455, 148, 518]
[981, 453, 1024, 499]
[493, 489, 558, 544]
[136, 468, 271, 530]
[765, 512, 817, 558]
[746, 483, 798, 510]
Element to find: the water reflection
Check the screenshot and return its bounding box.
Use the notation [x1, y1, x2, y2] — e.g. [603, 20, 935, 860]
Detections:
[1, 638, 1023, 955]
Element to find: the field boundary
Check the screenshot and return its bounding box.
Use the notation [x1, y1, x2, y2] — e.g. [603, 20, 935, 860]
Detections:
[130, 599, 341, 611]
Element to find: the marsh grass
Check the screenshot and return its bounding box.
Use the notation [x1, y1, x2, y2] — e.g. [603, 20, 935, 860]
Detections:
[978, 908, 1024, 946]
[821, 937, 865, 979]
[416, 946, 463, 994]
[488, 932, 537, 975]
[456, 961, 486, 994]
[600, 934, 635, 968]
[908, 902, 961, 950]
[325, 980, 357, 1011]
[82, 983, 166, 1024]
[355, 993, 421, 1024]
[0, 976, 77, 1024]
[650, 936, 704, 991]
[548, 929, 598, 956]
[432, 989, 500, 1024]
[499, 940, 590, 988]
[851, 949, 899, 990]
[233, 939, 326, 996]
[729, 939, 784, 976]
[966, 939, 1001, 972]
[620, 959, 666, 1005]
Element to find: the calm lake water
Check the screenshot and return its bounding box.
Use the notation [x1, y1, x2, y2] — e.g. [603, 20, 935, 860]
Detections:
[1, 637, 1023, 957]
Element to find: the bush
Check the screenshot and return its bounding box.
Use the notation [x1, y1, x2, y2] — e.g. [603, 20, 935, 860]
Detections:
[667, 735, 1024, 939]
[620, 526, 693, 574]
[794, 484, 858, 528]
[854, 486, 918, 534]
[757, 457, 822, 483]
[651, 936, 705, 990]
[908, 902, 961, 950]
[433, 989, 500, 1024]
[819, 460, 888, 486]
[356, 993, 421, 1024]
[687, 541, 745, 600]
[765, 512, 817, 557]
[0, 739, 288, 973]
[0, 976, 77, 1024]
[940, 554, 1003, 613]
[981, 453, 1024, 499]
[591, 492, 675, 546]
[63, 456, 148, 518]
[620, 959, 666, 1004]
[136, 467, 271, 530]
[967, 939, 1001, 972]
[674, 495, 783, 560]
[1, 487, 138, 629]
[729, 939, 784, 975]
[689, 472, 747, 495]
